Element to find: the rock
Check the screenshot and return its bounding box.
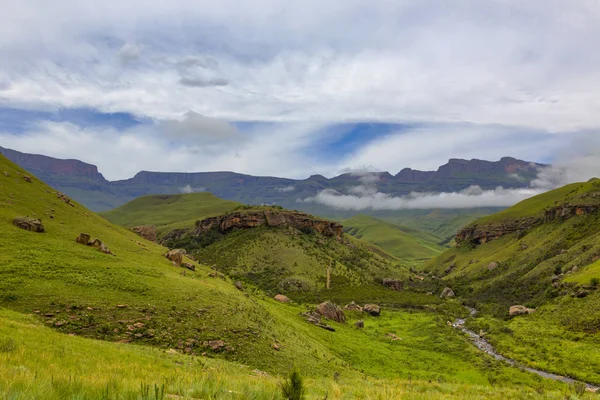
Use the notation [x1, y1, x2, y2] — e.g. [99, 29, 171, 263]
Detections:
[571, 266, 579, 273]
[445, 263, 456, 273]
[86, 238, 112, 255]
[12, 217, 44, 233]
[382, 278, 404, 291]
[116, 304, 128, 309]
[165, 249, 186, 266]
[355, 320, 364, 328]
[509, 305, 536, 317]
[208, 272, 225, 279]
[204, 340, 226, 351]
[363, 304, 381, 317]
[488, 262, 498, 271]
[343, 301, 363, 312]
[131, 225, 158, 242]
[22, 175, 32, 183]
[235, 281, 244, 291]
[272, 343, 281, 351]
[274, 294, 290, 303]
[440, 287, 455, 299]
[386, 333, 402, 341]
[316, 301, 346, 323]
[98, 242, 113, 255]
[181, 262, 196, 271]
[2, 171, 8, 177]
[56, 192, 74, 207]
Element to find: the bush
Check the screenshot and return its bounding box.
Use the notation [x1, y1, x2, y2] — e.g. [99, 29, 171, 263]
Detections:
[591, 277, 599, 288]
[280, 368, 305, 400]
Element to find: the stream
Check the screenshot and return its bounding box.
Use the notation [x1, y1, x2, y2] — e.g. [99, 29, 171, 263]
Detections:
[453, 307, 599, 392]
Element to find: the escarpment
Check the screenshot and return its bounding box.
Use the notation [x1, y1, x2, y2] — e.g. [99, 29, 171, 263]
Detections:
[161, 209, 343, 245]
[456, 203, 600, 247]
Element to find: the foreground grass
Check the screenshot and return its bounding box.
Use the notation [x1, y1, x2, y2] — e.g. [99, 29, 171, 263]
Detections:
[1, 309, 591, 400]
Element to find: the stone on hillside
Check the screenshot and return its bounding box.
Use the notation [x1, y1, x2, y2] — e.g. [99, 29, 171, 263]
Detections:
[22, 175, 32, 183]
[488, 262, 498, 271]
[316, 301, 346, 323]
[343, 301, 363, 312]
[76, 233, 91, 245]
[182, 262, 196, 271]
[235, 281, 244, 291]
[98, 242, 113, 255]
[12, 217, 44, 233]
[440, 287, 455, 299]
[509, 305, 536, 317]
[131, 225, 158, 242]
[445, 263, 456, 273]
[355, 320, 364, 328]
[274, 294, 290, 303]
[165, 249, 186, 265]
[382, 278, 404, 291]
[2, 171, 8, 177]
[204, 340, 226, 351]
[363, 304, 381, 317]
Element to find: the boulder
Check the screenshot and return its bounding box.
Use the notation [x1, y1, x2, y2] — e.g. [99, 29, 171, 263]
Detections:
[355, 320, 364, 328]
[76, 233, 91, 245]
[2, 171, 8, 177]
[300, 311, 335, 331]
[98, 242, 113, 255]
[315, 301, 346, 323]
[204, 340, 226, 351]
[12, 217, 44, 233]
[343, 301, 363, 312]
[440, 287, 455, 299]
[235, 281, 244, 291]
[509, 305, 536, 317]
[182, 262, 196, 271]
[382, 278, 404, 291]
[363, 304, 381, 317]
[22, 175, 32, 183]
[166, 249, 186, 265]
[131, 225, 158, 242]
[274, 294, 290, 303]
[488, 262, 498, 271]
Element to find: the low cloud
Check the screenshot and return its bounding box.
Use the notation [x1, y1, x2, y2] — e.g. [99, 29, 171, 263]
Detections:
[275, 185, 295, 192]
[159, 111, 238, 144]
[304, 185, 544, 210]
[179, 77, 228, 88]
[180, 185, 206, 194]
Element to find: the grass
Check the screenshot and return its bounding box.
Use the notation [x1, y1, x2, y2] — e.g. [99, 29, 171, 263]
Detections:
[342, 214, 445, 266]
[100, 192, 240, 236]
[2, 153, 598, 398]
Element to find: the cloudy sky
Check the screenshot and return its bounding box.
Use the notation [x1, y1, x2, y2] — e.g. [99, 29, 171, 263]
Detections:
[1, 0, 600, 181]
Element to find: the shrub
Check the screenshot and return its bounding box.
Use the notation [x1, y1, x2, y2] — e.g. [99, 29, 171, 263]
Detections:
[280, 368, 305, 400]
[591, 277, 599, 288]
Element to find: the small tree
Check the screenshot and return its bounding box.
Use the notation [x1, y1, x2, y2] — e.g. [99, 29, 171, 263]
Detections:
[280, 368, 305, 400]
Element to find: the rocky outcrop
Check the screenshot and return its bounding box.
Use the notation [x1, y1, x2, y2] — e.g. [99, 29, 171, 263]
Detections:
[509, 305, 536, 317]
[131, 225, 157, 242]
[75, 233, 113, 255]
[192, 210, 343, 238]
[456, 217, 539, 247]
[274, 294, 290, 303]
[165, 249, 186, 265]
[12, 217, 44, 232]
[363, 304, 381, 316]
[544, 204, 600, 221]
[343, 301, 363, 312]
[316, 301, 346, 323]
[382, 278, 404, 291]
[440, 287, 455, 299]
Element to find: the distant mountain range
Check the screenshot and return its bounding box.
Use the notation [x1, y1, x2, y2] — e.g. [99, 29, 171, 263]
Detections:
[0, 146, 545, 213]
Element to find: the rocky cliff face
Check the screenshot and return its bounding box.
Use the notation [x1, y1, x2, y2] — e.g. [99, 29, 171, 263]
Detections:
[194, 210, 344, 238]
[0, 147, 107, 182]
[456, 203, 600, 247]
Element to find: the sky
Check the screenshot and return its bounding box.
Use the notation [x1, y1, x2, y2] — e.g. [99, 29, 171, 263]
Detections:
[1, 0, 600, 182]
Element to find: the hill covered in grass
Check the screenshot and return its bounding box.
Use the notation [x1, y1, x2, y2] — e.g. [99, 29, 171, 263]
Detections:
[100, 191, 240, 236]
[424, 179, 600, 385]
[343, 214, 446, 265]
[2, 153, 597, 398]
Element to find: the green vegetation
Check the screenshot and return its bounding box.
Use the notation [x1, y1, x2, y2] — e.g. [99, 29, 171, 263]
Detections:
[280, 369, 305, 400]
[2, 153, 599, 398]
[100, 192, 240, 235]
[343, 214, 445, 266]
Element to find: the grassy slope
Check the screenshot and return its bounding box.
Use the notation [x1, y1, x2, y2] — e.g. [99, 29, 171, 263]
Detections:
[343, 214, 445, 264]
[424, 180, 600, 384]
[2, 309, 582, 400]
[0, 155, 591, 397]
[100, 192, 240, 235]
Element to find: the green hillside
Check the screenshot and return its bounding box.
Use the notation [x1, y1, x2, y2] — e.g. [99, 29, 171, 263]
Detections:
[343, 214, 445, 265]
[100, 192, 240, 235]
[424, 179, 600, 385]
[1, 153, 596, 398]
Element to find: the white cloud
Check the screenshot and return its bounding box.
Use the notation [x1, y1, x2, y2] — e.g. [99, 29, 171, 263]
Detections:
[304, 185, 545, 210]
[180, 184, 205, 193]
[275, 185, 295, 192]
[0, 1, 599, 130]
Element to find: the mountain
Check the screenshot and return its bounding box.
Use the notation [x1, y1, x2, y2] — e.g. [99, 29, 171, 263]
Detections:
[0, 152, 593, 397]
[425, 179, 600, 384]
[0, 146, 544, 213]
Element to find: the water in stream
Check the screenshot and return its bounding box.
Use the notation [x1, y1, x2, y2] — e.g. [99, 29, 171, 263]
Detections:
[453, 307, 599, 392]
